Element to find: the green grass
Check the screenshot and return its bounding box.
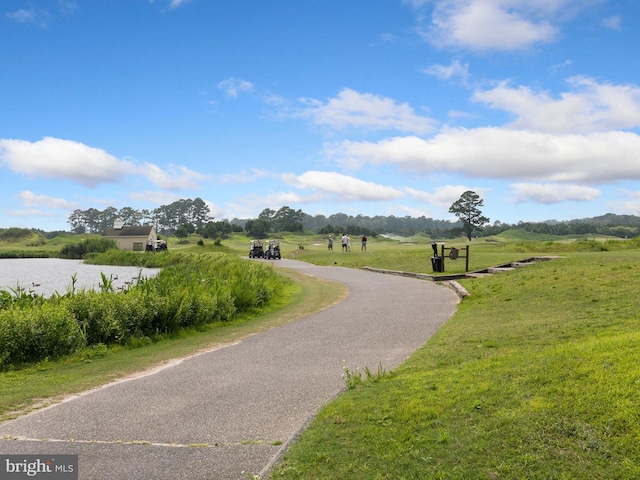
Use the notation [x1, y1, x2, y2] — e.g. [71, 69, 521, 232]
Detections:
[272, 251, 640, 479]
[285, 232, 638, 275]
[287, 235, 541, 274]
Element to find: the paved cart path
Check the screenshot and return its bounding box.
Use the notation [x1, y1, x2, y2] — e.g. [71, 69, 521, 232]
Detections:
[0, 260, 459, 480]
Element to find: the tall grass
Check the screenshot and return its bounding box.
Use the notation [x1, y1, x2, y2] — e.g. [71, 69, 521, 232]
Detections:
[84, 249, 183, 268]
[0, 303, 85, 367]
[0, 253, 288, 369]
[59, 237, 118, 259]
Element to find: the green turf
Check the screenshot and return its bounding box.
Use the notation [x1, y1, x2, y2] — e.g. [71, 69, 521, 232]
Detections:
[272, 251, 640, 479]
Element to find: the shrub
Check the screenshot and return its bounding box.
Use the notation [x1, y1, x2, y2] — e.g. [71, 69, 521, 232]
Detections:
[64, 292, 127, 345]
[0, 253, 288, 367]
[0, 227, 34, 242]
[0, 303, 85, 368]
[63, 290, 160, 345]
[85, 249, 182, 268]
[59, 238, 118, 259]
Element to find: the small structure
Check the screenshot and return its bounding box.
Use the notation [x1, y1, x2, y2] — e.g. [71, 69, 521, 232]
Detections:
[102, 220, 158, 251]
[431, 243, 470, 273]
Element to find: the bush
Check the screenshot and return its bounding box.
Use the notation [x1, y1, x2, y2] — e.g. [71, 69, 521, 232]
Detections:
[0, 303, 85, 368]
[0, 253, 288, 367]
[85, 249, 181, 268]
[65, 254, 283, 343]
[59, 238, 118, 259]
[65, 292, 127, 345]
[0, 227, 34, 242]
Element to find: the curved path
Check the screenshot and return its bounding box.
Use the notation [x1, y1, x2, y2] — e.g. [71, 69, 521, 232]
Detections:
[0, 260, 459, 479]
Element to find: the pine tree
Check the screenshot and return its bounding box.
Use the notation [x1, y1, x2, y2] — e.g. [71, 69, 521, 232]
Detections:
[449, 191, 490, 241]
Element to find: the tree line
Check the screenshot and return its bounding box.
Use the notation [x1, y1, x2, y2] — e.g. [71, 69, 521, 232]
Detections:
[60, 197, 640, 239]
[67, 198, 213, 235]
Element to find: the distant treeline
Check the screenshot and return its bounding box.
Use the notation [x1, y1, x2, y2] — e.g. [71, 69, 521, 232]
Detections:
[3, 205, 640, 239]
[298, 212, 640, 239]
[486, 214, 640, 239]
[67, 198, 212, 235]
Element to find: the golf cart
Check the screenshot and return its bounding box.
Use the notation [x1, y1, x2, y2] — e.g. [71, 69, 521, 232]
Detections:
[248, 240, 264, 258]
[265, 240, 281, 260]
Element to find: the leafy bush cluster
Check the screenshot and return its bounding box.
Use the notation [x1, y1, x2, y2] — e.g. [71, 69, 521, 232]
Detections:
[59, 238, 118, 259]
[0, 227, 37, 242]
[84, 249, 181, 268]
[0, 304, 84, 366]
[0, 254, 287, 369]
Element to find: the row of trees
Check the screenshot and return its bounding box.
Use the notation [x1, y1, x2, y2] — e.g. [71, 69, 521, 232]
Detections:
[68, 198, 212, 235]
[64, 194, 640, 240]
[244, 207, 305, 237]
[488, 220, 639, 238]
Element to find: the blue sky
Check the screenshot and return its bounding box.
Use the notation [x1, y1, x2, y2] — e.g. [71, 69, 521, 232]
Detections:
[2, 0, 640, 231]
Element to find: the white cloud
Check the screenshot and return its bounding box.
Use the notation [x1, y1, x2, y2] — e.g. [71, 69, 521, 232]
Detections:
[392, 204, 434, 218]
[5, 8, 50, 27]
[203, 200, 225, 219]
[411, 0, 598, 52]
[297, 88, 435, 135]
[427, 0, 560, 51]
[6, 208, 58, 219]
[620, 189, 640, 200]
[262, 192, 309, 206]
[129, 190, 184, 206]
[281, 170, 405, 202]
[58, 1, 78, 16]
[326, 128, 640, 184]
[6, 9, 37, 23]
[422, 60, 469, 85]
[602, 15, 621, 30]
[216, 169, 271, 185]
[16, 191, 78, 210]
[612, 190, 640, 216]
[0, 137, 133, 186]
[170, 0, 193, 7]
[405, 184, 489, 207]
[218, 77, 254, 98]
[549, 59, 573, 75]
[141, 163, 208, 190]
[510, 183, 600, 204]
[6, 2, 76, 26]
[0, 137, 207, 191]
[473, 77, 640, 133]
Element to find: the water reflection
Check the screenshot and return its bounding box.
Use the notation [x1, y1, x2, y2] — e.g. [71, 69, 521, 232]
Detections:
[0, 258, 161, 297]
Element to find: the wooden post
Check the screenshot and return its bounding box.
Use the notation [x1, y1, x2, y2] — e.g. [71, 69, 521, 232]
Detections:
[465, 245, 469, 272]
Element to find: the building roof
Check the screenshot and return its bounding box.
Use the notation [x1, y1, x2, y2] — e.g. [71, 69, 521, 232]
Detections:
[102, 226, 155, 237]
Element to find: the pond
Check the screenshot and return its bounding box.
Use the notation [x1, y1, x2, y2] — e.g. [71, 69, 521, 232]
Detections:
[0, 258, 161, 297]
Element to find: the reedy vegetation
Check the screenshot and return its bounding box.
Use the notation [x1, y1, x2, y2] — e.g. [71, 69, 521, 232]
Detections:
[0, 253, 287, 369]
